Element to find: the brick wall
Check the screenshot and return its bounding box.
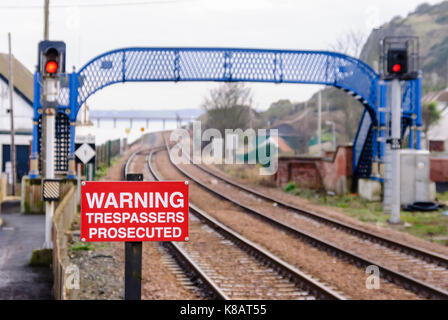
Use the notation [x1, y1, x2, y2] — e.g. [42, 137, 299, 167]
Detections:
[429, 140, 445, 152]
[290, 161, 322, 189]
[430, 157, 448, 182]
[274, 146, 352, 194]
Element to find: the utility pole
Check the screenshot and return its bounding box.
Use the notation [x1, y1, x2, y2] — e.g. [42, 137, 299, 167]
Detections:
[249, 105, 253, 128]
[8, 33, 17, 195]
[317, 90, 322, 156]
[41, 0, 50, 178]
[44, 0, 49, 40]
[332, 122, 336, 150]
[326, 120, 336, 151]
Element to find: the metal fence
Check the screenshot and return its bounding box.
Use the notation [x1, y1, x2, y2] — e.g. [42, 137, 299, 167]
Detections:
[95, 139, 122, 169]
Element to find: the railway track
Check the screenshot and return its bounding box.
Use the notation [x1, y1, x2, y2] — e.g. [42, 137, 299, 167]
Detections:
[193, 155, 448, 268]
[161, 139, 448, 300]
[144, 149, 346, 300]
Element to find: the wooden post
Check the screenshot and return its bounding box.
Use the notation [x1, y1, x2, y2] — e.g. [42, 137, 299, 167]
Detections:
[124, 173, 143, 300]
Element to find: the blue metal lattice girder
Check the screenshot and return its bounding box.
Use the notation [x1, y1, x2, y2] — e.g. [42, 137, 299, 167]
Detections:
[73, 48, 380, 117]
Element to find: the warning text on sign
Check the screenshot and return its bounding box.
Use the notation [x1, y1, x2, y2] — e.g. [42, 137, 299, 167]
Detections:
[81, 181, 189, 242]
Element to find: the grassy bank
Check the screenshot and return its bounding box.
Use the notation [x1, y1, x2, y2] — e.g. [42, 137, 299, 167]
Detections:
[94, 156, 119, 181]
[284, 181, 448, 246]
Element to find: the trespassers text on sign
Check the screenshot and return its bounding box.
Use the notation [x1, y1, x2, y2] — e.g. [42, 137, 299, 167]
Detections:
[81, 181, 189, 242]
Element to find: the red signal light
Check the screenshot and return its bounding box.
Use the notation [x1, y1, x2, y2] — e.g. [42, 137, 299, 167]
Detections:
[45, 60, 58, 74]
[392, 63, 402, 73]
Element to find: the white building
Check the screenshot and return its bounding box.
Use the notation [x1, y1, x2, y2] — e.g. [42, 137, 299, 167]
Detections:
[0, 53, 34, 182]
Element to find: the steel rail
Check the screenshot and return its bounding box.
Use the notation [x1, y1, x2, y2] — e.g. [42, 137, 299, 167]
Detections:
[163, 142, 448, 300]
[145, 151, 229, 300]
[190, 155, 448, 269]
[164, 241, 230, 300]
[147, 149, 345, 300]
[122, 149, 139, 180]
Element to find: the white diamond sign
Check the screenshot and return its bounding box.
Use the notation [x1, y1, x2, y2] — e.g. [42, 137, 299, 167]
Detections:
[75, 143, 96, 164]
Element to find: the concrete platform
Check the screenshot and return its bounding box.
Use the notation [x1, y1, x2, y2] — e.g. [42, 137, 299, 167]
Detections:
[0, 201, 53, 299]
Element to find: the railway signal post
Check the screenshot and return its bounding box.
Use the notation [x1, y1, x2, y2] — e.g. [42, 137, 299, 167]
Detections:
[39, 40, 66, 248]
[381, 37, 419, 224]
[388, 78, 402, 224]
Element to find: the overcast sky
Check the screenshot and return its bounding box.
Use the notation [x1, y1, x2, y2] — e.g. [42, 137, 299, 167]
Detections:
[0, 0, 443, 113]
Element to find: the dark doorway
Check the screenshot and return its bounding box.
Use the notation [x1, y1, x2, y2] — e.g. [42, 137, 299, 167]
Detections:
[2, 144, 30, 182]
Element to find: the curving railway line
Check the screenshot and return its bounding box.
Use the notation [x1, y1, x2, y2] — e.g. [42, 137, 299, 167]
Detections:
[121, 133, 448, 300]
[123, 141, 348, 299]
[157, 137, 448, 300]
[144, 149, 346, 300]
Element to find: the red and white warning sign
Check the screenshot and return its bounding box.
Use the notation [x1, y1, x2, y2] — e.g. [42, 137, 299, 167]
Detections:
[81, 181, 189, 242]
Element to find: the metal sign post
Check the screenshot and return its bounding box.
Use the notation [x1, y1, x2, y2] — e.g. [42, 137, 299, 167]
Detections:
[88, 163, 94, 181]
[124, 173, 143, 300]
[75, 135, 96, 165]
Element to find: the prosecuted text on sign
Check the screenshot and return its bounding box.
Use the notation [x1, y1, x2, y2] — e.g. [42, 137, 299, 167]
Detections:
[81, 181, 189, 242]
